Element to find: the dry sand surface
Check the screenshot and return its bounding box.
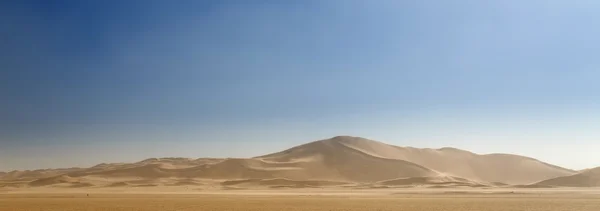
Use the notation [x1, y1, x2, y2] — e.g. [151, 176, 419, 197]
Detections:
[1, 191, 600, 211]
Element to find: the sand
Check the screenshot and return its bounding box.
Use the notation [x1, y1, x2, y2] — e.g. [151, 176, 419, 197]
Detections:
[0, 136, 593, 191]
[324, 136, 575, 184]
[2, 190, 600, 211]
[535, 167, 600, 187]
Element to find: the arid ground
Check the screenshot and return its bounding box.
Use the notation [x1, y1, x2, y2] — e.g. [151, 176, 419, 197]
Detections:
[2, 190, 600, 211]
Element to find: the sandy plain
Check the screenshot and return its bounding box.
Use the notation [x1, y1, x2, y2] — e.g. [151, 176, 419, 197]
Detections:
[2, 188, 600, 211]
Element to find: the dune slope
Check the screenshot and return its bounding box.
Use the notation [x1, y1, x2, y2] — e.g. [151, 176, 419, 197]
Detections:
[534, 167, 600, 187]
[317, 136, 575, 184]
[257, 137, 437, 182]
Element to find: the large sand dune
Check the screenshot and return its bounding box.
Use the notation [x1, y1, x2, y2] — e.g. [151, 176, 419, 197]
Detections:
[0, 136, 582, 189]
[256, 137, 437, 182]
[326, 136, 574, 184]
[534, 167, 600, 187]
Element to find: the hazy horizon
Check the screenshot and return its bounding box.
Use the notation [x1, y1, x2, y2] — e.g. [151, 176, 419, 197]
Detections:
[2, 0, 600, 172]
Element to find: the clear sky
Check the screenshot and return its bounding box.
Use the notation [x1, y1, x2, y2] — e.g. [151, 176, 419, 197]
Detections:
[1, 0, 599, 171]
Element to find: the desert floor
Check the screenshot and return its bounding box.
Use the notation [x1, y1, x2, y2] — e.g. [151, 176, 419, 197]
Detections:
[2, 189, 600, 211]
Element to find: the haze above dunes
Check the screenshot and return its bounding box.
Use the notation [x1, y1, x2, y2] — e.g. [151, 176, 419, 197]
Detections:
[1, 136, 594, 190]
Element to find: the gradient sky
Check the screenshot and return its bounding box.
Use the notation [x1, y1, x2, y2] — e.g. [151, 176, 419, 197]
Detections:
[2, 0, 599, 171]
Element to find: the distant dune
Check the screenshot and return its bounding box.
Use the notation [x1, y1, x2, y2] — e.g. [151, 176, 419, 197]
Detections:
[1, 168, 82, 181]
[106, 181, 130, 187]
[375, 175, 485, 188]
[534, 167, 600, 187]
[29, 175, 80, 187]
[0, 136, 583, 189]
[221, 178, 349, 188]
[319, 136, 575, 184]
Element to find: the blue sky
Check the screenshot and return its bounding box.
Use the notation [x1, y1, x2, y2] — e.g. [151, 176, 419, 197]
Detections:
[1, 0, 599, 171]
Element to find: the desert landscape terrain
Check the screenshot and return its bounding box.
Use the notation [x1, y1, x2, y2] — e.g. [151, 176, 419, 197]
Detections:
[2, 192, 600, 211]
[5, 0, 599, 209]
[2, 136, 599, 210]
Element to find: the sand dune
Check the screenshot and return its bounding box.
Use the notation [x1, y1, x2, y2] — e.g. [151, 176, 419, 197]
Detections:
[166, 178, 204, 186]
[1, 168, 82, 181]
[87, 158, 225, 172]
[107, 181, 130, 187]
[0, 180, 28, 188]
[0, 136, 583, 189]
[222, 178, 349, 188]
[326, 136, 574, 184]
[73, 159, 302, 180]
[376, 175, 485, 187]
[257, 137, 436, 182]
[28, 175, 80, 187]
[511, 184, 555, 188]
[64, 139, 436, 183]
[534, 167, 600, 187]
